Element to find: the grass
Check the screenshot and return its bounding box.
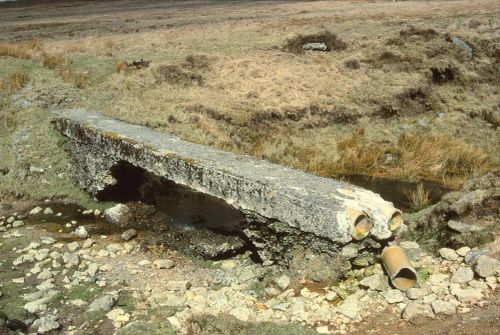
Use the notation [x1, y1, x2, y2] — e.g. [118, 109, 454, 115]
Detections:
[43, 54, 65, 70]
[187, 314, 316, 335]
[0, 107, 99, 207]
[58, 66, 90, 89]
[0, 42, 32, 59]
[408, 183, 431, 211]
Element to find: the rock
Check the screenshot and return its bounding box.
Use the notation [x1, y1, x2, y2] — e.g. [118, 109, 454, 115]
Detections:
[453, 288, 483, 303]
[88, 295, 116, 312]
[450, 190, 488, 215]
[37, 269, 53, 280]
[447, 220, 484, 233]
[97, 249, 110, 257]
[423, 293, 437, 304]
[12, 221, 24, 228]
[138, 260, 150, 266]
[165, 281, 190, 291]
[107, 243, 123, 254]
[62, 253, 79, 268]
[30, 207, 43, 215]
[359, 274, 388, 291]
[429, 273, 449, 285]
[325, 291, 338, 301]
[384, 289, 405, 303]
[338, 297, 361, 320]
[153, 259, 175, 269]
[106, 308, 130, 327]
[67, 242, 79, 252]
[402, 302, 434, 321]
[33, 317, 59, 334]
[104, 204, 130, 226]
[74, 226, 89, 239]
[451, 266, 474, 284]
[275, 274, 291, 290]
[121, 229, 137, 241]
[6, 216, 14, 224]
[341, 244, 359, 259]
[167, 316, 181, 330]
[43, 207, 54, 215]
[475, 255, 500, 278]
[82, 238, 95, 249]
[82, 209, 93, 216]
[316, 326, 330, 334]
[456, 246, 471, 257]
[406, 288, 428, 300]
[35, 248, 50, 261]
[12, 277, 24, 284]
[439, 248, 459, 261]
[399, 241, 421, 261]
[431, 300, 456, 315]
[302, 42, 327, 51]
[465, 248, 490, 265]
[24, 298, 49, 313]
[41, 237, 56, 245]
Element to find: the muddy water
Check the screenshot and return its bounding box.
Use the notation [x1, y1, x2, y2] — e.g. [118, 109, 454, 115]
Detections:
[345, 175, 453, 212]
[23, 203, 122, 243]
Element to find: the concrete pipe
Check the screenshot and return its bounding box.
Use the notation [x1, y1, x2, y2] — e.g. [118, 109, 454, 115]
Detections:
[348, 208, 373, 240]
[381, 246, 417, 290]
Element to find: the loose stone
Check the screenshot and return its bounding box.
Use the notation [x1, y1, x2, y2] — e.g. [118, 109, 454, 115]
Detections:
[475, 255, 500, 278]
[74, 226, 89, 239]
[439, 248, 459, 261]
[451, 266, 474, 284]
[153, 259, 175, 269]
[121, 229, 137, 241]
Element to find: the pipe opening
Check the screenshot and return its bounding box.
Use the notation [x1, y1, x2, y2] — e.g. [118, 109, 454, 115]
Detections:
[352, 214, 373, 240]
[388, 211, 402, 231]
[392, 267, 417, 290]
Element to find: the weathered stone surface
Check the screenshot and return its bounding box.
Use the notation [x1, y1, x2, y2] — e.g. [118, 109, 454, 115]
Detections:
[431, 300, 456, 315]
[104, 204, 131, 226]
[465, 248, 490, 265]
[54, 109, 402, 249]
[359, 274, 388, 291]
[121, 229, 137, 241]
[88, 295, 116, 312]
[153, 259, 175, 269]
[402, 302, 434, 321]
[475, 255, 500, 278]
[447, 220, 484, 233]
[451, 266, 474, 284]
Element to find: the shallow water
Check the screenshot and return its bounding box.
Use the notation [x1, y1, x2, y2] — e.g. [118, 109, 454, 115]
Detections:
[345, 175, 453, 212]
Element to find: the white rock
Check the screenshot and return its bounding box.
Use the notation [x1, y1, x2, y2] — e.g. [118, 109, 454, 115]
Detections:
[67, 242, 79, 252]
[82, 209, 93, 216]
[456, 246, 471, 257]
[62, 252, 80, 268]
[138, 260, 151, 266]
[423, 293, 437, 304]
[384, 289, 405, 303]
[275, 274, 291, 290]
[429, 273, 449, 285]
[451, 266, 474, 284]
[43, 207, 54, 215]
[153, 259, 175, 269]
[431, 300, 456, 315]
[74, 226, 89, 239]
[406, 287, 428, 300]
[439, 248, 459, 261]
[30, 206, 43, 215]
[360, 274, 388, 291]
[104, 204, 130, 225]
[88, 295, 116, 312]
[475, 255, 500, 278]
[82, 238, 95, 249]
[453, 288, 483, 303]
[12, 220, 24, 228]
[402, 301, 434, 321]
[34, 316, 59, 334]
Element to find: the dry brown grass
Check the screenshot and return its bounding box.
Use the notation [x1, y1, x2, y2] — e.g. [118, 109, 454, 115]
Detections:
[116, 60, 129, 73]
[43, 55, 65, 69]
[0, 42, 32, 59]
[58, 66, 90, 89]
[294, 131, 492, 187]
[7, 70, 29, 90]
[0, 80, 6, 92]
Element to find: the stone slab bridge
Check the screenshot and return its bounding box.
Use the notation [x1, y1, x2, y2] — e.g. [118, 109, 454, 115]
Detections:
[53, 109, 404, 265]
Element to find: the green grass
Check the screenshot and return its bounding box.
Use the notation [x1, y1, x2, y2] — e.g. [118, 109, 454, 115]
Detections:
[0, 107, 102, 208]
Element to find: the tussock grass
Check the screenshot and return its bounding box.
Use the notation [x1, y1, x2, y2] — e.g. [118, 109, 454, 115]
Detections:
[6, 70, 29, 90]
[408, 183, 431, 211]
[0, 42, 32, 59]
[43, 54, 65, 69]
[116, 60, 129, 73]
[58, 66, 90, 88]
[296, 131, 491, 187]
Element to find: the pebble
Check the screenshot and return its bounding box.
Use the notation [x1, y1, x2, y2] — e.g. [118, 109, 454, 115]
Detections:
[121, 229, 137, 241]
[153, 259, 175, 269]
[67, 242, 79, 252]
[275, 274, 291, 290]
[43, 207, 54, 215]
[431, 300, 456, 315]
[29, 207, 43, 215]
[384, 289, 405, 303]
[74, 226, 89, 239]
[439, 248, 459, 261]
